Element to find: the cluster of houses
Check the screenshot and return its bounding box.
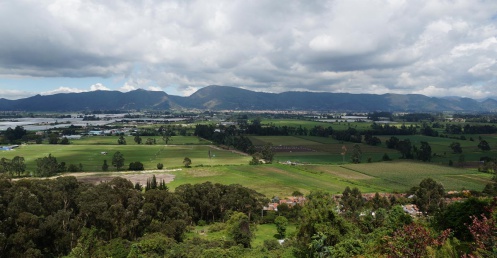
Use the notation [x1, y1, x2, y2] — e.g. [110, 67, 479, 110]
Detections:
[264, 191, 470, 218]
[263, 196, 307, 211]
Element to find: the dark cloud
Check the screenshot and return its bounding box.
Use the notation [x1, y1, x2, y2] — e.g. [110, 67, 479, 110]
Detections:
[0, 0, 496, 98]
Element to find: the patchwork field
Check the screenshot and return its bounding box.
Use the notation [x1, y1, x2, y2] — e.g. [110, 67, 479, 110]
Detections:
[164, 161, 492, 197]
[249, 135, 398, 164]
[1, 127, 494, 198]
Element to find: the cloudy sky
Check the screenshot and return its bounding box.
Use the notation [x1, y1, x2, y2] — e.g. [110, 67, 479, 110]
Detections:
[0, 0, 496, 100]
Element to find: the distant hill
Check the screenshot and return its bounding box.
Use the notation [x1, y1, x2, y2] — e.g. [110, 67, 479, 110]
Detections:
[0, 85, 495, 112]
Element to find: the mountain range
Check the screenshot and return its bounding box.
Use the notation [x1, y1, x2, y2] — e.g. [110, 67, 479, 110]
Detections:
[1, 85, 497, 112]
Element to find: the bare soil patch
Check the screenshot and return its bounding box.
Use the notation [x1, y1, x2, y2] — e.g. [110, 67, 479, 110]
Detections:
[15, 169, 178, 186]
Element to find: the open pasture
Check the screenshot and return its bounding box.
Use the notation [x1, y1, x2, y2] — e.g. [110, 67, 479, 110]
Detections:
[165, 161, 491, 197]
[340, 161, 492, 192]
[167, 164, 386, 197]
[0, 144, 249, 173]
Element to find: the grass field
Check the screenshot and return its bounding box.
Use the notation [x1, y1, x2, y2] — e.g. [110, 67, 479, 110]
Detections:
[249, 135, 398, 164]
[0, 144, 249, 172]
[165, 161, 492, 197]
[186, 223, 297, 248]
[1, 121, 494, 198]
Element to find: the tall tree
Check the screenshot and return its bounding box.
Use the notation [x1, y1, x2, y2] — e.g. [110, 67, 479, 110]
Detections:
[478, 140, 491, 151]
[183, 157, 192, 167]
[102, 160, 109, 171]
[450, 142, 462, 154]
[411, 178, 445, 215]
[227, 212, 253, 248]
[134, 134, 142, 144]
[351, 144, 362, 163]
[417, 141, 432, 162]
[261, 143, 274, 163]
[10, 156, 26, 177]
[35, 154, 60, 177]
[274, 216, 288, 239]
[118, 135, 126, 145]
[162, 130, 173, 144]
[297, 191, 352, 249]
[112, 151, 125, 171]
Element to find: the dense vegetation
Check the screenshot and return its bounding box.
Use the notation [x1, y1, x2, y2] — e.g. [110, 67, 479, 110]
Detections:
[0, 175, 495, 257]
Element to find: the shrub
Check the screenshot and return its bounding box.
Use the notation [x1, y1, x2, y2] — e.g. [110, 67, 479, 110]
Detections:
[129, 161, 144, 171]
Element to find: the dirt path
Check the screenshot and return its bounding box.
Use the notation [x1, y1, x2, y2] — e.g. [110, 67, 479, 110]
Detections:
[208, 145, 249, 156]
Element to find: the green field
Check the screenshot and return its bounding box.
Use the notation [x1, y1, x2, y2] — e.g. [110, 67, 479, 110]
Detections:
[249, 135, 398, 164]
[1, 144, 249, 172]
[165, 161, 492, 197]
[186, 223, 297, 248]
[2, 120, 495, 197]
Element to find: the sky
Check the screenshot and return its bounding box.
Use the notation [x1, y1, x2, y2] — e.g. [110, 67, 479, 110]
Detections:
[0, 0, 497, 100]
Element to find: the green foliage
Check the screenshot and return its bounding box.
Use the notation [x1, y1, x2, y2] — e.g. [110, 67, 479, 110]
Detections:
[261, 143, 274, 164]
[102, 159, 109, 171]
[127, 233, 176, 257]
[330, 238, 364, 258]
[351, 144, 362, 163]
[9, 156, 26, 177]
[478, 139, 491, 151]
[128, 161, 144, 171]
[118, 135, 126, 145]
[416, 141, 432, 162]
[227, 212, 253, 248]
[112, 151, 125, 171]
[411, 178, 445, 214]
[35, 154, 60, 177]
[249, 156, 261, 165]
[450, 142, 462, 154]
[60, 137, 70, 145]
[297, 191, 353, 250]
[183, 157, 192, 167]
[340, 186, 364, 217]
[434, 197, 490, 240]
[3, 126, 27, 144]
[157, 163, 163, 169]
[263, 239, 281, 251]
[274, 216, 288, 239]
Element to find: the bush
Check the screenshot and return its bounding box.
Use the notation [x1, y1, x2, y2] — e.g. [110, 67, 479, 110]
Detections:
[263, 239, 280, 251]
[209, 223, 226, 233]
[129, 161, 144, 171]
[157, 163, 163, 169]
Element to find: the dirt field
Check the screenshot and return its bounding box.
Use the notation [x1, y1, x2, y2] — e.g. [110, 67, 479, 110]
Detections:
[14, 169, 179, 186]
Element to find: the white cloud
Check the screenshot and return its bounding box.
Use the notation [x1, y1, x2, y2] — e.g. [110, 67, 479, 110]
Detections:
[181, 86, 199, 96]
[147, 86, 162, 91]
[414, 85, 492, 99]
[41, 87, 85, 95]
[90, 83, 110, 91]
[120, 83, 136, 92]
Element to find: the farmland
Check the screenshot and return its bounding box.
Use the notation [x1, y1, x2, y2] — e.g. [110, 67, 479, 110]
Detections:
[2, 119, 496, 197]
